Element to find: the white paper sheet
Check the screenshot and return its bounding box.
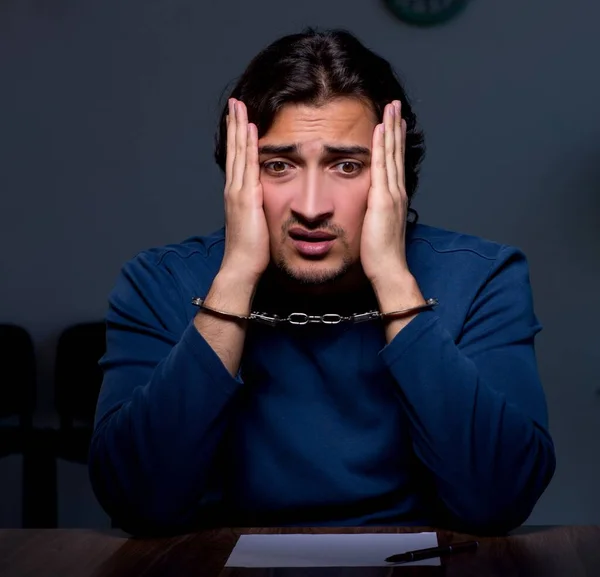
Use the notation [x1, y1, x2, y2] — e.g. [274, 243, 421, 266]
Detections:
[225, 532, 439, 567]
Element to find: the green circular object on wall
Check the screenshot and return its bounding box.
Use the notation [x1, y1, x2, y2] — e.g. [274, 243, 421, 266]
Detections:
[384, 0, 470, 27]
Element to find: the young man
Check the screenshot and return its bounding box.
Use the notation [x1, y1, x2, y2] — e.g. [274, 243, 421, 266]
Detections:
[89, 28, 555, 536]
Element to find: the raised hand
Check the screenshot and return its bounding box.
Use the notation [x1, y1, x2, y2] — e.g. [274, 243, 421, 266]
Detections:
[219, 98, 270, 285]
[360, 100, 410, 288]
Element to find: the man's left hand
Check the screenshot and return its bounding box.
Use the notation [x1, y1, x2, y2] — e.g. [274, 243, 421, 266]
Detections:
[360, 100, 410, 288]
[361, 101, 426, 337]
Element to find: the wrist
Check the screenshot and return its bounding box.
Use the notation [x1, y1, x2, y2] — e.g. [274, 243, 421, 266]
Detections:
[371, 272, 425, 312]
[205, 268, 260, 315]
[215, 266, 262, 295]
[218, 254, 266, 288]
[372, 272, 428, 343]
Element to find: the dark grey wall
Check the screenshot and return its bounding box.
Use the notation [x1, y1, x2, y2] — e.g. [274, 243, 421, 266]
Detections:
[1, 0, 599, 526]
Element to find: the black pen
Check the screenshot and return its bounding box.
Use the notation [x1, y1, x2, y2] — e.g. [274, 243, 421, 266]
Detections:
[385, 540, 479, 564]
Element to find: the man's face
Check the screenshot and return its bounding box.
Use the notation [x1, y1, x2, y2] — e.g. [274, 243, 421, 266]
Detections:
[258, 97, 377, 286]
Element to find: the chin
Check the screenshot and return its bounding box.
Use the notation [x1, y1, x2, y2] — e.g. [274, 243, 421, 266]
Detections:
[277, 255, 353, 286]
[287, 268, 345, 286]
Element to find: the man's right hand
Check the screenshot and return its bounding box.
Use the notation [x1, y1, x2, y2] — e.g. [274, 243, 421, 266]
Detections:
[220, 98, 270, 285]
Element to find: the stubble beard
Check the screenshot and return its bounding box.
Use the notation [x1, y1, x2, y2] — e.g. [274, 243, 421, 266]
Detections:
[274, 249, 354, 286]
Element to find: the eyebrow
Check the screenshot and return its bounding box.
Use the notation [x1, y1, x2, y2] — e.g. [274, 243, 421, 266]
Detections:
[258, 144, 371, 156]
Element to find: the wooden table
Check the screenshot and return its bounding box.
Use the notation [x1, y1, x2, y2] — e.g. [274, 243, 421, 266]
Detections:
[0, 526, 598, 577]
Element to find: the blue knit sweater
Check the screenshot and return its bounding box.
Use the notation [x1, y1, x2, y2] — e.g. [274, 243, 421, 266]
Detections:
[89, 223, 555, 535]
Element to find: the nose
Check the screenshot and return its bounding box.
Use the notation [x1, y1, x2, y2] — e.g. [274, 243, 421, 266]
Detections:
[289, 170, 334, 224]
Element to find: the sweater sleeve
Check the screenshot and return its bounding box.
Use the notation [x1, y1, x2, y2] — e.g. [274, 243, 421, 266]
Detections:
[379, 246, 556, 534]
[88, 251, 242, 534]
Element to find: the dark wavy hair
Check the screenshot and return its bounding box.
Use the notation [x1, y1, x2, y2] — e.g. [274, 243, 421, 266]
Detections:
[214, 28, 425, 218]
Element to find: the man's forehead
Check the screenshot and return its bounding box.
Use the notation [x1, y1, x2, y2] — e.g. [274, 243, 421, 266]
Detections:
[257, 100, 376, 157]
[270, 98, 375, 121]
[262, 98, 375, 132]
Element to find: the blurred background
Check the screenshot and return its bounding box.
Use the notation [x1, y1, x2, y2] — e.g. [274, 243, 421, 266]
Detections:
[0, 0, 598, 528]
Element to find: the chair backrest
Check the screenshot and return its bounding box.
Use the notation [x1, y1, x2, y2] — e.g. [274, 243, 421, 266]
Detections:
[54, 322, 106, 429]
[0, 324, 36, 424]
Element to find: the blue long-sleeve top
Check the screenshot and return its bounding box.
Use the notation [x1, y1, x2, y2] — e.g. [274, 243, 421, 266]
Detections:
[89, 223, 555, 536]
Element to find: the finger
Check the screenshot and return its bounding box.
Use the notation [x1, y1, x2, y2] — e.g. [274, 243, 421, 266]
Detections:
[225, 98, 236, 188]
[394, 101, 406, 194]
[400, 119, 407, 195]
[401, 118, 407, 165]
[245, 123, 260, 186]
[231, 100, 248, 191]
[384, 103, 399, 197]
[393, 102, 402, 177]
[369, 121, 386, 197]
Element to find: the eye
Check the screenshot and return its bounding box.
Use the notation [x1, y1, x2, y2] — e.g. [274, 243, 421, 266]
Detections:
[263, 160, 291, 174]
[335, 161, 362, 175]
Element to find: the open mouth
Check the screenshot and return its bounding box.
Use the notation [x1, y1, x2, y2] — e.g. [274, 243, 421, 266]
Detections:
[288, 228, 337, 242]
[288, 228, 336, 257]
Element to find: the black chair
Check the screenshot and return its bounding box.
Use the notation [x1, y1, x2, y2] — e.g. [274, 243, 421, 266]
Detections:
[0, 323, 41, 527]
[28, 322, 108, 528]
[54, 322, 106, 462]
[0, 324, 36, 436]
